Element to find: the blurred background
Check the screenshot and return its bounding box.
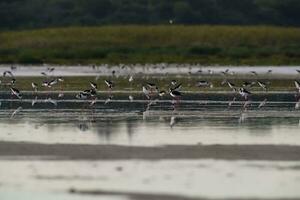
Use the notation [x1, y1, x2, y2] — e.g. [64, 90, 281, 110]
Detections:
[0, 0, 300, 65]
[1, 0, 300, 29]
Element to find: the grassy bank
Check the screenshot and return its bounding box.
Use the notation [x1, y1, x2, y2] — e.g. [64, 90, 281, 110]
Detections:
[0, 25, 300, 65]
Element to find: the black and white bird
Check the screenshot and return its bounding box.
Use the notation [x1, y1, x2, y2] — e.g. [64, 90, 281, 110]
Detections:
[90, 82, 97, 90]
[159, 90, 166, 97]
[171, 80, 177, 86]
[3, 71, 14, 77]
[105, 80, 114, 89]
[10, 87, 22, 99]
[170, 89, 182, 99]
[171, 83, 182, 92]
[76, 92, 89, 99]
[239, 88, 251, 100]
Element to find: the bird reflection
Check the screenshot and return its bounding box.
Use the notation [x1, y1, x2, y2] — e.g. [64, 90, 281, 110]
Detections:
[238, 112, 247, 124]
[10, 106, 22, 119]
[170, 116, 177, 128]
[78, 123, 89, 132]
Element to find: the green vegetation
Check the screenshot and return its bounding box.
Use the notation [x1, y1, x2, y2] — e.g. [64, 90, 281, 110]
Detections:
[1, 0, 300, 29]
[0, 25, 300, 65]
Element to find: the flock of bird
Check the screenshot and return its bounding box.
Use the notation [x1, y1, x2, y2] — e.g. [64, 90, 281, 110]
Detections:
[1, 66, 300, 113]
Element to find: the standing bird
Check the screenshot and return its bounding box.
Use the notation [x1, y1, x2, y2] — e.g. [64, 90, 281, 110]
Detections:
[170, 89, 182, 109]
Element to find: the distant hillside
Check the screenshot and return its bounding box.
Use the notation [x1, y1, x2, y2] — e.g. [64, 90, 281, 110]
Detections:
[0, 0, 300, 30]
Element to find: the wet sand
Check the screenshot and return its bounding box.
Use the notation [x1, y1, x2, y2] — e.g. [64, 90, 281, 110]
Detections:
[1, 141, 300, 161]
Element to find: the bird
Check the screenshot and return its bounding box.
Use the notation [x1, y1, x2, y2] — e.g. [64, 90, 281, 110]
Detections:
[129, 75, 134, 82]
[105, 80, 114, 89]
[3, 71, 14, 77]
[170, 89, 182, 99]
[47, 67, 55, 72]
[226, 81, 236, 91]
[250, 71, 258, 76]
[171, 80, 177, 86]
[171, 83, 182, 92]
[257, 81, 268, 91]
[129, 95, 134, 102]
[159, 90, 166, 97]
[170, 89, 182, 109]
[142, 86, 150, 99]
[32, 82, 38, 91]
[221, 80, 236, 91]
[239, 88, 251, 100]
[48, 79, 58, 87]
[10, 87, 22, 99]
[58, 92, 64, 98]
[196, 81, 212, 88]
[76, 92, 89, 99]
[295, 81, 300, 92]
[41, 72, 48, 77]
[90, 82, 97, 90]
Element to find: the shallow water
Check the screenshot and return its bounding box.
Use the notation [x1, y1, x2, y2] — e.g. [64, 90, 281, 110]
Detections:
[1, 88, 300, 199]
[0, 92, 300, 146]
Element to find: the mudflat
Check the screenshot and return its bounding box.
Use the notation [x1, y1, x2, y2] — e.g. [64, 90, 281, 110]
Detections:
[1, 141, 300, 161]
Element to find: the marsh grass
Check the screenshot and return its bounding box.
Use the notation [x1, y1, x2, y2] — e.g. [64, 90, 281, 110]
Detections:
[0, 25, 300, 65]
